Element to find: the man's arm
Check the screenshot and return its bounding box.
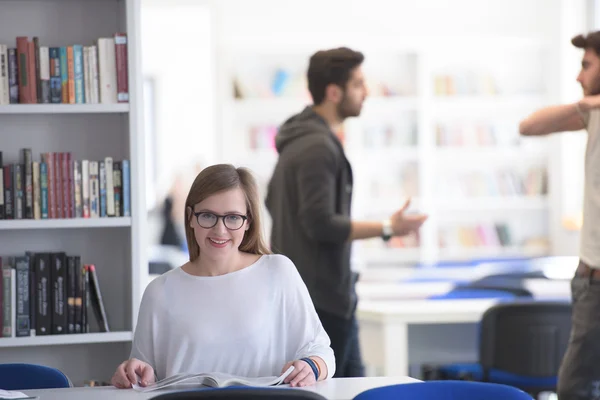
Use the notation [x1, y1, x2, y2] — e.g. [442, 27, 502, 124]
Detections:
[519, 103, 585, 136]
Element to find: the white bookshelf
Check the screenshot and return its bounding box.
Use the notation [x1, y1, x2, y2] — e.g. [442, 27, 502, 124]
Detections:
[219, 38, 557, 267]
[0, 104, 130, 114]
[0, 0, 145, 387]
[0, 331, 133, 348]
[0, 217, 132, 230]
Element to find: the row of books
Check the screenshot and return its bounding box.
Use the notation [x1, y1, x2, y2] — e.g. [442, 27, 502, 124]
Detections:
[436, 167, 547, 197]
[1, 252, 109, 338]
[0, 34, 128, 105]
[439, 223, 515, 248]
[363, 124, 418, 148]
[436, 122, 521, 147]
[0, 149, 130, 220]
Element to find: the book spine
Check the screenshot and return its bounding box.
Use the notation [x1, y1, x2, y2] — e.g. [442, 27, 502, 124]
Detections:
[40, 162, 48, 219]
[0, 45, 8, 105]
[98, 38, 117, 104]
[83, 265, 89, 333]
[45, 153, 55, 218]
[15, 256, 30, 337]
[62, 152, 70, 218]
[35, 253, 51, 335]
[105, 157, 114, 216]
[33, 37, 42, 103]
[73, 160, 82, 218]
[23, 148, 33, 219]
[28, 40, 37, 103]
[73, 256, 82, 333]
[0, 151, 4, 219]
[114, 33, 129, 103]
[49, 47, 62, 104]
[122, 160, 130, 217]
[67, 256, 76, 334]
[14, 164, 23, 219]
[25, 252, 35, 336]
[89, 161, 99, 217]
[90, 45, 99, 103]
[8, 48, 18, 104]
[88, 265, 109, 332]
[2, 260, 12, 337]
[67, 153, 73, 218]
[82, 160, 89, 218]
[39, 46, 50, 104]
[113, 161, 122, 217]
[3, 165, 12, 219]
[54, 152, 62, 218]
[66, 46, 75, 104]
[84, 47, 90, 104]
[73, 45, 84, 104]
[59, 47, 68, 104]
[99, 161, 107, 217]
[16, 37, 30, 104]
[51, 253, 67, 334]
[32, 161, 40, 219]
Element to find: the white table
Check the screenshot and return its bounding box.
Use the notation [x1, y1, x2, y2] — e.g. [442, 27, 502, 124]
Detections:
[357, 296, 571, 377]
[20, 377, 420, 400]
[357, 298, 503, 377]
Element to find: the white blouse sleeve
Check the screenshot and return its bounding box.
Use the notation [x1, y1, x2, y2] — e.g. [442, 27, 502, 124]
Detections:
[276, 255, 336, 379]
[130, 281, 157, 373]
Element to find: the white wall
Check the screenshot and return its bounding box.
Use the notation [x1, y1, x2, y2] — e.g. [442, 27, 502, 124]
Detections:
[141, 1, 217, 208]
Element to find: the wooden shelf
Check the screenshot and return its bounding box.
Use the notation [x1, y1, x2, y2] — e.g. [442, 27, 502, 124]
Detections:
[0, 217, 132, 230]
[0, 331, 133, 348]
[0, 104, 129, 114]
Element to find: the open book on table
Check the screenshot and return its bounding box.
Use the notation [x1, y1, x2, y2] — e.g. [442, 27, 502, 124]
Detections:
[132, 365, 295, 392]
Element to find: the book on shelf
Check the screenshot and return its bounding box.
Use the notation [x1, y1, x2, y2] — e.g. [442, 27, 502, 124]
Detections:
[0, 34, 128, 105]
[0, 252, 110, 338]
[133, 366, 295, 392]
[0, 149, 130, 220]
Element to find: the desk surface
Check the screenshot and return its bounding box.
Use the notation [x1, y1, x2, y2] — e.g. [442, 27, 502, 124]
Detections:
[22, 377, 420, 400]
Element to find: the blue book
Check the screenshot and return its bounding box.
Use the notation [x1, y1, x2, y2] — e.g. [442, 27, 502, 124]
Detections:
[59, 47, 68, 103]
[72, 45, 84, 103]
[40, 162, 48, 219]
[122, 160, 130, 217]
[49, 47, 62, 103]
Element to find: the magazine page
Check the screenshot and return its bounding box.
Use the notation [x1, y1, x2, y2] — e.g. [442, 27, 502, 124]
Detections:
[219, 365, 295, 387]
[132, 366, 295, 392]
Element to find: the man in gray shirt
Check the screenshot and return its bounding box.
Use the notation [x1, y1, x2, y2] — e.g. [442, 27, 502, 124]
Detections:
[266, 47, 427, 377]
[520, 31, 600, 400]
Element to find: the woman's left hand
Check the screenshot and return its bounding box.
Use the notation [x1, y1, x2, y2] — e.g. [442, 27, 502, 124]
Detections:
[281, 359, 317, 387]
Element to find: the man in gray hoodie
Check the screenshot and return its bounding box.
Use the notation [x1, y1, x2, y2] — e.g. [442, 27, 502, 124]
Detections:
[266, 47, 428, 377]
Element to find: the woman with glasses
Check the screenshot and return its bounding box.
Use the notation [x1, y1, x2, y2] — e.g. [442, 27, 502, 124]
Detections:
[111, 164, 334, 389]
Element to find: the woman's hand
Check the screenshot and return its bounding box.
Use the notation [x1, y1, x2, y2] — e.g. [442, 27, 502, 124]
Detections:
[111, 358, 156, 389]
[281, 360, 317, 387]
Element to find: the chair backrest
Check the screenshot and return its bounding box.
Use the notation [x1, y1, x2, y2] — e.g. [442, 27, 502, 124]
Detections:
[353, 381, 533, 400]
[150, 387, 328, 400]
[479, 301, 571, 378]
[0, 363, 71, 390]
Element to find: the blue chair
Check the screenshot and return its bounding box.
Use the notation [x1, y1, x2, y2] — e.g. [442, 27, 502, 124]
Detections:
[0, 363, 71, 390]
[432, 301, 571, 397]
[150, 386, 327, 399]
[353, 381, 533, 400]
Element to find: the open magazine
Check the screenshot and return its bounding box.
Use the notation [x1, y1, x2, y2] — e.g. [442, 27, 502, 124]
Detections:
[132, 366, 295, 392]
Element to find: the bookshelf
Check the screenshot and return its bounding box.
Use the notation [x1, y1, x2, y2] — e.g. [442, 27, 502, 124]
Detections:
[0, 0, 145, 387]
[219, 38, 556, 268]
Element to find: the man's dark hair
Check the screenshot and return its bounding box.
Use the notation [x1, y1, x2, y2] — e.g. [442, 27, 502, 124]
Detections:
[307, 47, 364, 105]
[572, 31, 600, 56]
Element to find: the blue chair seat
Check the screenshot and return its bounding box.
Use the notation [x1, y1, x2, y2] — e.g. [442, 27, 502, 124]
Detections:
[0, 363, 71, 390]
[438, 363, 558, 389]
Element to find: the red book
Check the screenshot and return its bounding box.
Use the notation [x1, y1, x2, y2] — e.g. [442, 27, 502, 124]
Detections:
[114, 33, 128, 103]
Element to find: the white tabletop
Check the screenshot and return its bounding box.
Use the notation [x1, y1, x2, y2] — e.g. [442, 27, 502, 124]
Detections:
[21, 377, 420, 400]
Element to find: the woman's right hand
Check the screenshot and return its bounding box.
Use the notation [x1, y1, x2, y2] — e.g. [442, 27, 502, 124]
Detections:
[111, 358, 156, 389]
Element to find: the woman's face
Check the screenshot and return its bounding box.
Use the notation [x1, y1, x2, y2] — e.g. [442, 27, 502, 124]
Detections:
[189, 188, 249, 261]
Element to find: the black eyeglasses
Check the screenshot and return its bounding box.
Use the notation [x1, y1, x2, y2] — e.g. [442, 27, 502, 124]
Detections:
[193, 212, 248, 230]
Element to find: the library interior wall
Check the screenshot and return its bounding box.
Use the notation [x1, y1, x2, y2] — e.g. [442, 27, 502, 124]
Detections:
[140, 0, 588, 257]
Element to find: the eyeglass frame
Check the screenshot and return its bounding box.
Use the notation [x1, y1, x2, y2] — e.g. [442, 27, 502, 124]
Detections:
[192, 211, 248, 231]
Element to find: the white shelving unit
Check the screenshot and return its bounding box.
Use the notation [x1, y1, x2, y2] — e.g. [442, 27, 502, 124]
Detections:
[219, 38, 557, 268]
[0, 0, 145, 386]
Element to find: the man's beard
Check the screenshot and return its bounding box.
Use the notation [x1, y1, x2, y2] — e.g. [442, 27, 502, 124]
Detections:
[585, 76, 600, 96]
[336, 93, 361, 120]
